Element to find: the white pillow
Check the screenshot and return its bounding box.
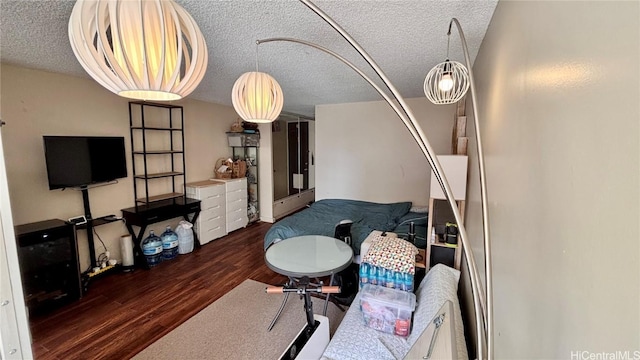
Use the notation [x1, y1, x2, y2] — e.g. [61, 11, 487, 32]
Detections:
[409, 264, 468, 359]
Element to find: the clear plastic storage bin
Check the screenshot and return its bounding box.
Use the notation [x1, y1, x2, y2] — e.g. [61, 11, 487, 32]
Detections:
[360, 283, 417, 337]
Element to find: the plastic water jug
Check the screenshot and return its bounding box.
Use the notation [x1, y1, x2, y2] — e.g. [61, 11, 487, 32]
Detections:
[161, 225, 179, 260]
[141, 230, 162, 267]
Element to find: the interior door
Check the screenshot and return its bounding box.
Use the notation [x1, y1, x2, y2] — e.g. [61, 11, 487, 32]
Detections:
[288, 121, 309, 194]
[299, 122, 309, 190]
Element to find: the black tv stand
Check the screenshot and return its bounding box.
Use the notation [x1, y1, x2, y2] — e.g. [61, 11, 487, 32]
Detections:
[74, 186, 124, 267]
[73, 186, 126, 293]
[79, 186, 98, 269]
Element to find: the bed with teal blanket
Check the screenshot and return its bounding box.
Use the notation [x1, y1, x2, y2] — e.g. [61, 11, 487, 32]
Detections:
[264, 199, 428, 255]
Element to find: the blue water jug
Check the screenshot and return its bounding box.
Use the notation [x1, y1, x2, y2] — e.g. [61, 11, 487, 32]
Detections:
[160, 225, 179, 260]
[141, 230, 162, 267]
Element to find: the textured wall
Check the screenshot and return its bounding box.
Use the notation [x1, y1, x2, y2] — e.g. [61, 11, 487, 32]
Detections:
[462, 1, 640, 357]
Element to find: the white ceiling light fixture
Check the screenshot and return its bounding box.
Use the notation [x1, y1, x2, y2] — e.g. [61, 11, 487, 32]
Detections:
[232, 43, 284, 124]
[424, 31, 470, 104]
[68, 0, 208, 101]
[231, 71, 284, 124]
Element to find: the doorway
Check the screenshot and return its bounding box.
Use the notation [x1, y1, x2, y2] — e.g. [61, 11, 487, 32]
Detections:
[288, 121, 309, 195]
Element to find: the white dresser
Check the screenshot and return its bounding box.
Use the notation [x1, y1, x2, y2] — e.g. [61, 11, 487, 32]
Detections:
[186, 180, 227, 245]
[217, 178, 249, 233]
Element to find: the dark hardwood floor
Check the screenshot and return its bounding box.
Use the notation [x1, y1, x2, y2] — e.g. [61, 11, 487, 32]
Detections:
[28, 221, 288, 360]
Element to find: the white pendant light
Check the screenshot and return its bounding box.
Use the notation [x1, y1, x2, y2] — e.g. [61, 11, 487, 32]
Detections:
[68, 0, 208, 101]
[232, 71, 284, 123]
[424, 59, 469, 104]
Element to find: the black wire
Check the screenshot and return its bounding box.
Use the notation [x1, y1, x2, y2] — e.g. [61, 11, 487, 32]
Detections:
[93, 228, 108, 252]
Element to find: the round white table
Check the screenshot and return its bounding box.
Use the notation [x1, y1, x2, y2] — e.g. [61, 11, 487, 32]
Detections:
[265, 235, 354, 330]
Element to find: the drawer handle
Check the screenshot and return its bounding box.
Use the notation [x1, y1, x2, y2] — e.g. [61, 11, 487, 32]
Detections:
[211, 205, 221, 209]
[207, 215, 222, 221]
[206, 194, 221, 199]
[208, 226, 221, 232]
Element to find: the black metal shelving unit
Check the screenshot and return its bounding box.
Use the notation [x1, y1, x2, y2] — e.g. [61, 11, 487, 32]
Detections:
[228, 132, 260, 223]
[129, 101, 186, 205]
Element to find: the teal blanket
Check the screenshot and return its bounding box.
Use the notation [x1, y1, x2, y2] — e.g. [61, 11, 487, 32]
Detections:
[264, 199, 412, 255]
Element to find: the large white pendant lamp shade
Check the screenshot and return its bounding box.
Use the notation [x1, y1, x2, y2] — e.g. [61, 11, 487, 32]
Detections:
[68, 0, 208, 101]
[232, 71, 284, 123]
[424, 60, 469, 104]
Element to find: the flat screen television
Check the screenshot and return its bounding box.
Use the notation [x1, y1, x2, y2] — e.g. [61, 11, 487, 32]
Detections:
[43, 136, 127, 190]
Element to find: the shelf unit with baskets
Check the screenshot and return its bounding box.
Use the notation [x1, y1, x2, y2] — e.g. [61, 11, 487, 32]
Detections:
[227, 132, 260, 223]
[129, 101, 186, 205]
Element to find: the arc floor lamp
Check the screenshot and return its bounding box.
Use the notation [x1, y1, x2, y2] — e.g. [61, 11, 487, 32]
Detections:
[232, 1, 493, 358]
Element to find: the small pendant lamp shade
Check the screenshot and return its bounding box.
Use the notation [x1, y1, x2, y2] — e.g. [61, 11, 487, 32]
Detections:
[424, 60, 469, 104]
[232, 71, 284, 123]
[68, 0, 208, 101]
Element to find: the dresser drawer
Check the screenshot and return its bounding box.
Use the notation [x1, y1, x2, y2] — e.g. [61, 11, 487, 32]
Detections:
[186, 182, 224, 197]
[226, 178, 246, 192]
[196, 215, 226, 245]
[199, 183, 225, 196]
[201, 194, 225, 211]
[199, 226, 227, 245]
[186, 182, 226, 210]
[198, 208, 225, 224]
[226, 197, 246, 213]
[226, 214, 248, 233]
[226, 188, 246, 203]
[226, 205, 245, 219]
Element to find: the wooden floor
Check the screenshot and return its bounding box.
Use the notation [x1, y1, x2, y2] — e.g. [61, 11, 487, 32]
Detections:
[29, 221, 288, 360]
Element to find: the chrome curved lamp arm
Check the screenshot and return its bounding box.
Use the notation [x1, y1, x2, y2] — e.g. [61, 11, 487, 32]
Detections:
[448, 18, 493, 359]
[257, 38, 426, 153]
[268, 1, 491, 358]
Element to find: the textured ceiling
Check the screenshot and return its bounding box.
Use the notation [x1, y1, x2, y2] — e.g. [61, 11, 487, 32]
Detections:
[0, 0, 497, 117]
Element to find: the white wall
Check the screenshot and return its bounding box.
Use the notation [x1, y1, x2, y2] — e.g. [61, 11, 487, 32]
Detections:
[258, 123, 274, 222]
[315, 98, 455, 205]
[0, 64, 237, 271]
[462, 1, 639, 358]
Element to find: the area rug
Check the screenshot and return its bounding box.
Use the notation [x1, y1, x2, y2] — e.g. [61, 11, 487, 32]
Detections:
[133, 279, 347, 360]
